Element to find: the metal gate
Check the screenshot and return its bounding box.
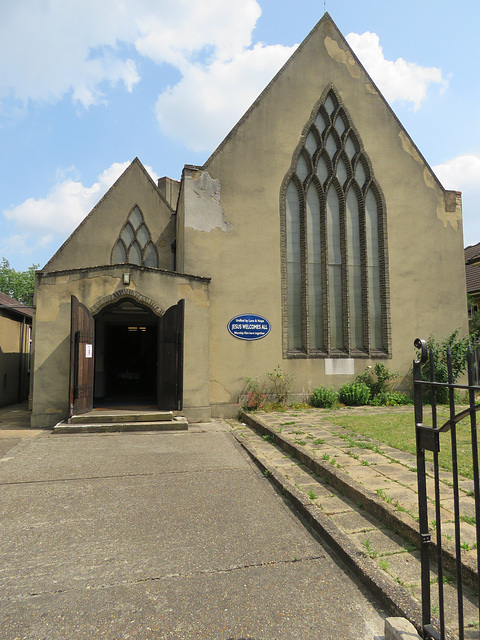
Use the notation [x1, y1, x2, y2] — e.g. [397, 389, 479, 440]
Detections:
[413, 338, 480, 640]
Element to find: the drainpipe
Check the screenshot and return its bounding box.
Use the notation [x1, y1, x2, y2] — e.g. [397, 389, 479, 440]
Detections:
[17, 316, 26, 403]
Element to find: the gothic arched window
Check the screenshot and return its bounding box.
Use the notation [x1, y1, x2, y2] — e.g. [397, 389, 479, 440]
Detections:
[282, 87, 389, 357]
[112, 205, 158, 268]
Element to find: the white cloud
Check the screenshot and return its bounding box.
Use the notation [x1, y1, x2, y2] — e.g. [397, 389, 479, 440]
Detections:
[2, 162, 159, 262]
[0, 0, 262, 109]
[0, 1, 141, 107]
[5, 163, 129, 235]
[346, 32, 447, 110]
[155, 42, 296, 151]
[134, 0, 262, 68]
[433, 154, 480, 191]
[432, 154, 480, 246]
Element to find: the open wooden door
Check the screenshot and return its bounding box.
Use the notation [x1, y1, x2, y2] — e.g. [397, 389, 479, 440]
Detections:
[157, 300, 184, 410]
[69, 295, 95, 417]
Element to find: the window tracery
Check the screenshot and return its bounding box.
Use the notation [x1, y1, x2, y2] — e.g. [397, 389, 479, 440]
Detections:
[112, 205, 158, 268]
[282, 87, 390, 357]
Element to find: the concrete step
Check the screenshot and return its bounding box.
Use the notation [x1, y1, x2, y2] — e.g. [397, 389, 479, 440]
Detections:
[54, 417, 188, 434]
[69, 411, 174, 424]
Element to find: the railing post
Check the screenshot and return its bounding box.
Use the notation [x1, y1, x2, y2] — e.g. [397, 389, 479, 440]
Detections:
[467, 345, 480, 633]
[414, 339, 432, 635]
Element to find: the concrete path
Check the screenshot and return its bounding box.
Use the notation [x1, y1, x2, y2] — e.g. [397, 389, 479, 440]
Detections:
[0, 416, 386, 640]
[0, 402, 43, 458]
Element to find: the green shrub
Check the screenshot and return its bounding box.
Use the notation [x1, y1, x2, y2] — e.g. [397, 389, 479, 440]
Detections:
[339, 382, 370, 406]
[356, 363, 399, 398]
[418, 329, 470, 403]
[369, 391, 412, 406]
[266, 365, 295, 405]
[310, 386, 339, 408]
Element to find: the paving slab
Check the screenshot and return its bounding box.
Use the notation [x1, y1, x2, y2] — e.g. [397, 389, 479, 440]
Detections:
[330, 509, 379, 533]
[0, 423, 386, 639]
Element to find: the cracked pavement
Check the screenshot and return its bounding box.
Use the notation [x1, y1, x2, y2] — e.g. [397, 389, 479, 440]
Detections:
[0, 419, 386, 639]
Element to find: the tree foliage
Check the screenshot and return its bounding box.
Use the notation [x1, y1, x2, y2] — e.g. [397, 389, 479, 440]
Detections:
[0, 258, 38, 306]
[467, 294, 480, 336]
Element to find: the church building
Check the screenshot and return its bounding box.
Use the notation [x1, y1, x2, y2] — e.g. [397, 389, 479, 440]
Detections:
[31, 14, 468, 428]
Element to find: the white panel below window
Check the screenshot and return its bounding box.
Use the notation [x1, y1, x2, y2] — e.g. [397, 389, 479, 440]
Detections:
[325, 358, 355, 375]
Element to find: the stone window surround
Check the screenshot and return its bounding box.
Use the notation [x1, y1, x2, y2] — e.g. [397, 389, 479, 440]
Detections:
[111, 204, 159, 268]
[280, 84, 391, 359]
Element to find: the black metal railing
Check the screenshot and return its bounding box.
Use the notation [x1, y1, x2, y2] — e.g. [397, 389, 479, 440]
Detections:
[470, 339, 480, 387]
[413, 338, 480, 640]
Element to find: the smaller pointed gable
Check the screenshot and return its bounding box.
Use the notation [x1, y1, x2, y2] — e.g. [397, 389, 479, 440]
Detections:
[43, 158, 174, 273]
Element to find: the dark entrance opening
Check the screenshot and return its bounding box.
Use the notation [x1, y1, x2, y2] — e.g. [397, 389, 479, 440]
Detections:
[95, 299, 158, 407]
[93, 297, 184, 410]
[105, 325, 157, 400]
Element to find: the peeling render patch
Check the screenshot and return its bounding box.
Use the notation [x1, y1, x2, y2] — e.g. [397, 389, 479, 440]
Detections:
[324, 36, 361, 79]
[436, 194, 462, 231]
[399, 131, 423, 164]
[185, 171, 233, 233]
[423, 168, 462, 231]
[177, 282, 209, 308]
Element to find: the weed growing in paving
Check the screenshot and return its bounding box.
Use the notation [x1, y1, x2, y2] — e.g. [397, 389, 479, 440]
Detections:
[461, 514, 477, 526]
[363, 538, 379, 558]
[263, 434, 274, 443]
[313, 438, 326, 445]
[308, 489, 318, 500]
[379, 558, 389, 571]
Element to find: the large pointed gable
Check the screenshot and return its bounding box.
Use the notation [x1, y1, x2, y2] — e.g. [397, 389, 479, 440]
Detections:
[43, 158, 174, 273]
[203, 12, 447, 199]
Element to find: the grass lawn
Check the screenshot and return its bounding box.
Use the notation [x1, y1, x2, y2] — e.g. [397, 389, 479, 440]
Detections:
[330, 406, 480, 481]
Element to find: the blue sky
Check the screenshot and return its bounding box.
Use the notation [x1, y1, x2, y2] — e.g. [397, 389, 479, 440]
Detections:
[1, 0, 479, 271]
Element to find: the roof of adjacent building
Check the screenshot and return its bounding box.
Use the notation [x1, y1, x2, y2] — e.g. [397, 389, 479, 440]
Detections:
[465, 242, 480, 294]
[0, 291, 33, 319]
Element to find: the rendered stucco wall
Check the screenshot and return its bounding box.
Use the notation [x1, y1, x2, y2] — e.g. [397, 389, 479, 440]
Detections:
[31, 266, 210, 427]
[178, 15, 468, 415]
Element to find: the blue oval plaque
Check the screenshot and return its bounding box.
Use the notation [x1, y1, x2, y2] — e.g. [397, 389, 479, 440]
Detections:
[228, 314, 271, 341]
